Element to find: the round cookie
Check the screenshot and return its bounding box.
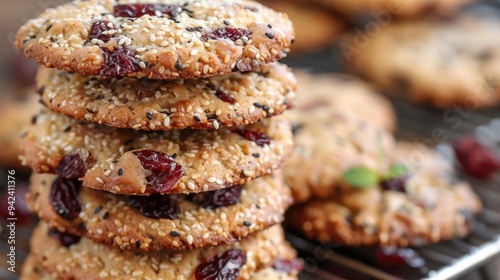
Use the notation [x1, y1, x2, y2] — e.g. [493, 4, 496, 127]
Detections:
[347, 9, 500, 108]
[28, 172, 292, 251]
[29, 222, 297, 280]
[257, 0, 345, 53]
[37, 62, 296, 131]
[294, 71, 396, 132]
[283, 109, 395, 203]
[303, 0, 474, 18]
[16, 0, 294, 79]
[20, 109, 292, 195]
[0, 91, 40, 168]
[286, 143, 482, 247]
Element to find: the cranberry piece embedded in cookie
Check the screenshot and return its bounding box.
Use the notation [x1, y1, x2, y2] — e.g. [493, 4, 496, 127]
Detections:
[207, 84, 237, 104]
[48, 228, 81, 247]
[452, 135, 500, 180]
[202, 27, 252, 42]
[49, 177, 82, 221]
[132, 150, 185, 193]
[89, 20, 115, 43]
[99, 46, 141, 77]
[233, 129, 271, 147]
[128, 194, 180, 219]
[191, 186, 242, 209]
[376, 247, 425, 269]
[57, 153, 87, 179]
[114, 4, 178, 18]
[195, 249, 247, 280]
[273, 259, 304, 274]
[380, 176, 408, 193]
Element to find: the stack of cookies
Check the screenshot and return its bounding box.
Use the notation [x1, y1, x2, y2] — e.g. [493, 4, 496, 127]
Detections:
[15, 0, 302, 279]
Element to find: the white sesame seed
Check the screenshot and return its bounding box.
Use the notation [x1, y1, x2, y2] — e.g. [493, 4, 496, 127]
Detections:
[186, 235, 193, 245]
[208, 177, 217, 183]
[213, 120, 220, 129]
[190, 49, 198, 56]
[187, 181, 196, 190]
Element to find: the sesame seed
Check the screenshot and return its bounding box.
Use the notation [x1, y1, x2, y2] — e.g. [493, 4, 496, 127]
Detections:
[169, 231, 180, 237]
[94, 205, 103, 214]
[213, 120, 220, 129]
[187, 181, 196, 190]
[208, 177, 217, 183]
[146, 112, 154, 120]
[135, 241, 141, 248]
[243, 221, 252, 227]
[102, 212, 109, 219]
[117, 168, 124, 176]
[190, 49, 198, 56]
[186, 235, 193, 245]
[96, 177, 104, 184]
[265, 32, 274, 39]
[252, 153, 260, 158]
[194, 115, 201, 122]
[253, 102, 262, 108]
[243, 170, 254, 177]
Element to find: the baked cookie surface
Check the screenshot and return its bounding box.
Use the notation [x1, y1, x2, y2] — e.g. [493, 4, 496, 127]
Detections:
[348, 9, 500, 108]
[37, 63, 295, 130]
[28, 172, 292, 251]
[287, 143, 482, 247]
[16, 0, 294, 79]
[28, 222, 296, 280]
[21, 109, 292, 195]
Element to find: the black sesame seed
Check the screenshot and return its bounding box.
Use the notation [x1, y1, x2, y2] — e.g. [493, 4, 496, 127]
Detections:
[50, 37, 56, 42]
[291, 39, 295, 44]
[265, 33, 274, 39]
[223, 20, 229, 25]
[243, 221, 251, 227]
[267, 24, 272, 29]
[175, 60, 183, 71]
[20, 132, 28, 139]
[29, 35, 36, 39]
[253, 102, 262, 108]
[262, 105, 270, 111]
[102, 212, 109, 219]
[255, 204, 261, 209]
[194, 115, 201, 122]
[94, 205, 103, 214]
[38, 85, 45, 96]
[135, 241, 141, 248]
[117, 168, 124, 176]
[46, 24, 53, 31]
[252, 153, 260, 158]
[146, 112, 154, 120]
[63, 126, 71, 132]
[170, 231, 180, 237]
[171, 153, 177, 159]
[31, 115, 38, 125]
[112, 160, 119, 164]
[266, 112, 272, 117]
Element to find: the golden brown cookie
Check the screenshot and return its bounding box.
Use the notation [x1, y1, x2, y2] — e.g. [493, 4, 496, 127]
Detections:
[347, 9, 500, 108]
[27, 172, 292, 251]
[28, 222, 297, 280]
[20, 109, 292, 195]
[16, 0, 294, 79]
[287, 143, 482, 247]
[36, 62, 295, 130]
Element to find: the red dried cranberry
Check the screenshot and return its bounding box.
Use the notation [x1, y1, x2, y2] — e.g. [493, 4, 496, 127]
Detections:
[114, 4, 178, 18]
[195, 249, 247, 280]
[207, 84, 237, 104]
[273, 259, 304, 274]
[452, 135, 500, 180]
[233, 129, 271, 147]
[57, 154, 87, 179]
[48, 228, 81, 247]
[376, 247, 425, 269]
[191, 186, 242, 209]
[132, 150, 185, 193]
[129, 194, 179, 219]
[49, 177, 82, 221]
[380, 176, 408, 193]
[99, 46, 140, 77]
[89, 20, 115, 43]
[202, 27, 252, 42]
[136, 81, 156, 100]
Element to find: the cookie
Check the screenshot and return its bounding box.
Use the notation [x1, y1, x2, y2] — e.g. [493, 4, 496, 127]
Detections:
[294, 71, 396, 132]
[28, 171, 292, 251]
[304, 0, 474, 18]
[347, 9, 500, 108]
[20, 109, 292, 195]
[0, 90, 40, 168]
[257, 0, 345, 53]
[283, 109, 395, 203]
[287, 143, 482, 247]
[16, 0, 294, 79]
[36, 62, 295, 131]
[28, 222, 297, 280]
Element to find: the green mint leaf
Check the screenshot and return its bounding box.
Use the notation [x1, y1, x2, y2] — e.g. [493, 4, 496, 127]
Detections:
[386, 163, 409, 179]
[342, 166, 379, 189]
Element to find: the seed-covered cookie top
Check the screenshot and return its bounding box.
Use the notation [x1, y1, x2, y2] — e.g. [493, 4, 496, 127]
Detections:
[16, 0, 294, 79]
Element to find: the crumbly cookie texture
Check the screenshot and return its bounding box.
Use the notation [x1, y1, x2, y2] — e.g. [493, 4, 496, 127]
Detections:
[16, 0, 294, 79]
[28, 222, 296, 280]
[287, 143, 482, 247]
[20, 109, 292, 195]
[348, 9, 500, 108]
[284, 109, 395, 203]
[28, 172, 292, 251]
[37, 62, 296, 130]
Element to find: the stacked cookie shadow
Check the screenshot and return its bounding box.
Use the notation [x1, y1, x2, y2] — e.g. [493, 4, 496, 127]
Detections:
[15, 0, 301, 279]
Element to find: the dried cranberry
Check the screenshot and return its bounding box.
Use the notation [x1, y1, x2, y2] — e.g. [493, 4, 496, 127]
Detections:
[195, 249, 247, 280]
[89, 20, 115, 43]
[273, 259, 304, 274]
[114, 4, 178, 18]
[191, 186, 242, 209]
[208, 84, 237, 104]
[380, 176, 408, 193]
[233, 129, 271, 147]
[376, 247, 425, 269]
[129, 194, 179, 219]
[49, 177, 82, 221]
[57, 154, 87, 179]
[99, 46, 140, 77]
[48, 228, 81, 247]
[452, 135, 500, 180]
[202, 27, 252, 42]
[132, 150, 185, 193]
[136, 81, 156, 100]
